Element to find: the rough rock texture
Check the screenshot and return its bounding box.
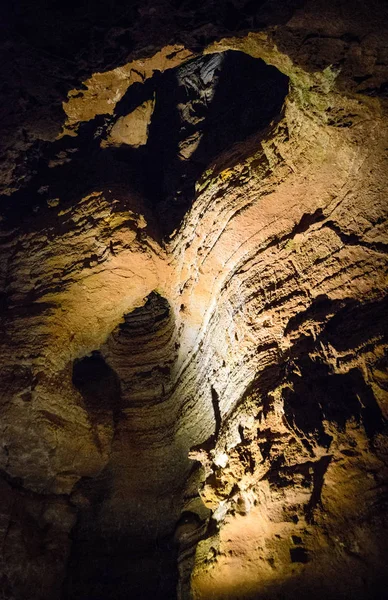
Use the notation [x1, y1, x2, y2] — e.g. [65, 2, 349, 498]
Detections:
[1, 1, 388, 599]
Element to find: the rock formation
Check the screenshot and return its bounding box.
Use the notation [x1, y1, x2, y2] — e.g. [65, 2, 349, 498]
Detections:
[1, 1, 388, 599]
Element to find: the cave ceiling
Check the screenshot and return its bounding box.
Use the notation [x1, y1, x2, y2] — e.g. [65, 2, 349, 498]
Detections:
[1, 1, 388, 599]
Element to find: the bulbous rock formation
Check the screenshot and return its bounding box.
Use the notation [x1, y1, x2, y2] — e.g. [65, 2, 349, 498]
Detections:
[1, 1, 388, 599]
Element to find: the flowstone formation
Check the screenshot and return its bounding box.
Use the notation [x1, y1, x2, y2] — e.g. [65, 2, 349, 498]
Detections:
[1, 1, 388, 599]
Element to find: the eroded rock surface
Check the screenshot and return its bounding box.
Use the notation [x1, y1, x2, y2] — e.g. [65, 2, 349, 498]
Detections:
[1, 1, 388, 599]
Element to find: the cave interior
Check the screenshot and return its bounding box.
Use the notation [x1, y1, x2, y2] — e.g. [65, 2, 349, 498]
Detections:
[1, 1, 388, 599]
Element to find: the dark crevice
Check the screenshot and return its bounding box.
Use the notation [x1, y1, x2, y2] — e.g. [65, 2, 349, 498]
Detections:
[283, 360, 384, 445]
[211, 386, 222, 439]
[320, 296, 388, 352]
[290, 546, 309, 563]
[325, 220, 388, 254]
[284, 294, 350, 335]
[305, 455, 332, 523]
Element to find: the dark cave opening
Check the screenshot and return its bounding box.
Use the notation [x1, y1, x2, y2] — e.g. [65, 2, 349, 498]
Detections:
[72, 351, 122, 422]
[141, 50, 289, 234]
[1, 51, 288, 240]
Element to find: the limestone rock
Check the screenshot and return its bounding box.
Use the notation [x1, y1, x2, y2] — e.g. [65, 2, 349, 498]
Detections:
[0, 1, 388, 599]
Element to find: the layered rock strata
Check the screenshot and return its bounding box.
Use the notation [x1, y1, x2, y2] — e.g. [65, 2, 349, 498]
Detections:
[1, 1, 388, 599]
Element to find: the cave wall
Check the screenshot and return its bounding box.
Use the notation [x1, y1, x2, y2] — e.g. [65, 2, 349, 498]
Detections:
[1, 1, 388, 599]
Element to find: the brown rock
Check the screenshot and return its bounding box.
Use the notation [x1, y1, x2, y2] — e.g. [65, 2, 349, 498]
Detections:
[0, 1, 388, 599]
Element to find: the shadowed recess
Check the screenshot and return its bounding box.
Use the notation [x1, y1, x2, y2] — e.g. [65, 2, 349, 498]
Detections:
[64, 292, 182, 600]
[1, 51, 288, 239]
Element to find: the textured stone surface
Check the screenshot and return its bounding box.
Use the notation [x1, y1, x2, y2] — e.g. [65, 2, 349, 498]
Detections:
[1, 1, 388, 599]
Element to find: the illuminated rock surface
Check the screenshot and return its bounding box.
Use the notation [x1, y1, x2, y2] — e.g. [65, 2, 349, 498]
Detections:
[0, 1, 388, 599]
